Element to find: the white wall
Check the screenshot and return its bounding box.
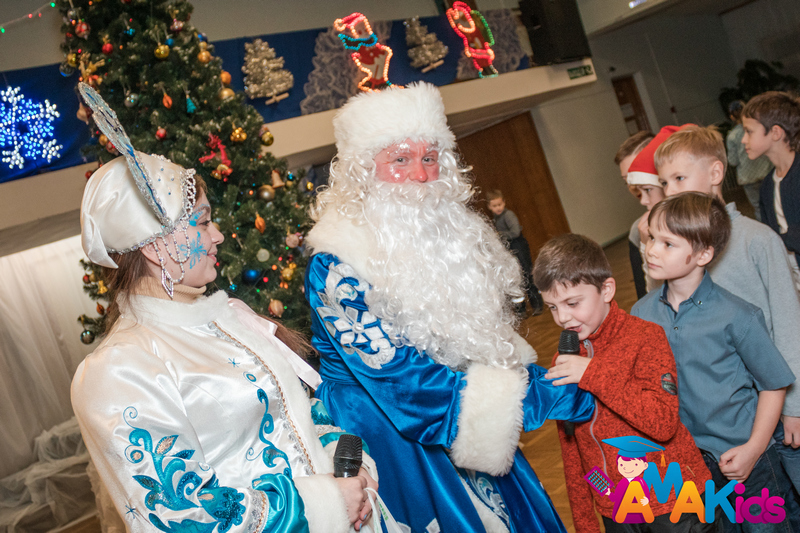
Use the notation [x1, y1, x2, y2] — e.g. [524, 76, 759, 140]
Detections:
[530, 11, 738, 245]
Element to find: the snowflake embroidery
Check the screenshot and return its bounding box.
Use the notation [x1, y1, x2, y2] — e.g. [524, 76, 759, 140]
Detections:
[316, 262, 395, 369]
[0, 86, 62, 170]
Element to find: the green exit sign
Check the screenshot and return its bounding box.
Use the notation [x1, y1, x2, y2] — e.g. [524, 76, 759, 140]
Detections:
[567, 65, 594, 79]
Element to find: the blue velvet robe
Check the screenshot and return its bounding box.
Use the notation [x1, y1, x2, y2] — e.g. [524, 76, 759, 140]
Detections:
[305, 253, 595, 533]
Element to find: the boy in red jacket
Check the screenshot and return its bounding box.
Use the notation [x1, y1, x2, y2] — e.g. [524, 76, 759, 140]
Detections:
[533, 234, 711, 533]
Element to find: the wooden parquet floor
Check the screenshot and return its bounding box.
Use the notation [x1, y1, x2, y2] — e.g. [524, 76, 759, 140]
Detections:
[61, 238, 635, 533]
[519, 236, 637, 533]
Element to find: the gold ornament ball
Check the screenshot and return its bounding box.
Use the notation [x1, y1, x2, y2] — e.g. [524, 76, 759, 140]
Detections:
[281, 267, 294, 281]
[305, 182, 314, 191]
[230, 127, 247, 142]
[260, 131, 274, 146]
[257, 184, 275, 202]
[198, 50, 212, 64]
[256, 248, 271, 262]
[154, 44, 170, 59]
[218, 87, 235, 100]
[98, 134, 108, 146]
[67, 53, 79, 67]
[268, 299, 284, 317]
[220, 71, 232, 85]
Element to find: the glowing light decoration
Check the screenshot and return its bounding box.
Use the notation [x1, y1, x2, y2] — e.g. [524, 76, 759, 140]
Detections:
[0, 86, 62, 170]
[334, 13, 398, 92]
[446, 1, 498, 79]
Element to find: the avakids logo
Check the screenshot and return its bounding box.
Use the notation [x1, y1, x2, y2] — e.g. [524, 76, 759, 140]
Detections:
[584, 436, 786, 524]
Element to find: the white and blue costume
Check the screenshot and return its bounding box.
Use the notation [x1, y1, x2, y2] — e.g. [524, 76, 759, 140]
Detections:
[72, 288, 371, 533]
[305, 250, 595, 533]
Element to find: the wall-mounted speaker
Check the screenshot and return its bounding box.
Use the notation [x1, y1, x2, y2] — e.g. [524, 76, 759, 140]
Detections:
[518, 0, 592, 65]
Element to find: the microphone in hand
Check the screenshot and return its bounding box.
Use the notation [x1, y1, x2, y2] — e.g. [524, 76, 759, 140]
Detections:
[558, 329, 580, 436]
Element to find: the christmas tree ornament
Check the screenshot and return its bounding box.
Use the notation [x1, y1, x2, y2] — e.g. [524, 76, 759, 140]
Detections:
[281, 267, 294, 281]
[256, 248, 270, 262]
[170, 18, 184, 33]
[80, 330, 96, 344]
[197, 50, 212, 64]
[89, 273, 96, 283]
[271, 169, 284, 188]
[98, 134, 108, 146]
[96, 303, 105, 315]
[211, 163, 231, 180]
[305, 181, 314, 191]
[60, 64, 76, 77]
[257, 184, 275, 202]
[220, 71, 231, 85]
[334, 13, 397, 92]
[255, 213, 266, 234]
[75, 21, 90, 39]
[446, 2, 498, 78]
[106, 142, 118, 155]
[285, 233, 300, 248]
[154, 44, 170, 59]
[67, 53, 79, 67]
[404, 17, 448, 73]
[230, 127, 247, 142]
[162, 92, 173, 109]
[156, 127, 167, 140]
[86, 170, 93, 179]
[268, 299, 284, 317]
[67, 8, 79, 21]
[218, 87, 235, 100]
[166, 38, 174, 47]
[102, 42, 114, 55]
[124, 92, 139, 108]
[260, 130, 274, 146]
[242, 38, 294, 104]
[197, 33, 207, 42]
[242, 268, 260, 284]
[97, 280, 108, 294]
[83, 274, 91, 283]
[199, 41, 208, 50]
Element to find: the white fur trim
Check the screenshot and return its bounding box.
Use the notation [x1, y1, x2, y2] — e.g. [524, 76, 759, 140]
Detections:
[294, 475, 351, 533]
[306, 209, 378, 283]
[449, 364, 528, 476]
[121, 290, 229, 327]
[626, 170, 661, 187]
[510, 332, 537, 365]
[333, 82, 456, 159]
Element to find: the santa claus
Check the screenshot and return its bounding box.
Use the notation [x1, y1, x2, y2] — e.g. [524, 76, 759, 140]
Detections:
[304, 82, 593, 533]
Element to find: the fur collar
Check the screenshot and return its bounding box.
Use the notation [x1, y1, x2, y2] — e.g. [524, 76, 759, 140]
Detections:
[121, 290, 229, 327]
[306, 209, 378, 283]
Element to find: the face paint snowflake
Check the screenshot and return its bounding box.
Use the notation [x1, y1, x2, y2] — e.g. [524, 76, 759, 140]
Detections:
[0, 87, 62, 170]
[177, 231, 208, 269]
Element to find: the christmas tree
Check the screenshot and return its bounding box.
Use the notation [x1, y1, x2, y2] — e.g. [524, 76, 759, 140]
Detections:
[57, 0, 314, 343]
[404, 17, 448, 73]
[242, 39, 294, 105]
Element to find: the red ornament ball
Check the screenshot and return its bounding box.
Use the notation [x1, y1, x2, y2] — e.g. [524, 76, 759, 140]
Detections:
[83, 275, 90, 283]
[156, 127, 167, 140]
[85, 170, 93, 179]
[75, 21, 90, 39]
[101, 42, 114, 55]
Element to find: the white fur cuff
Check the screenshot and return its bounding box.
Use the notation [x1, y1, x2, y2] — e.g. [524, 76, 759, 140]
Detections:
[510, 332, 537, 365]
[449, 364, 528, 476]
[294, 475, 351, 533]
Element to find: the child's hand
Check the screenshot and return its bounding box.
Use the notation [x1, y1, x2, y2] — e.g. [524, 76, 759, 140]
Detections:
[782, 415, 800, 448]
[718, 442, 761, 482]
[546, 355, 590, 386]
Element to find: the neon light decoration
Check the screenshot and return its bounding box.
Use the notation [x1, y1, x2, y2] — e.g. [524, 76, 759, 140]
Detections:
[0, 86, 62, 169]
[334, 13, 398, 92]
[446, 1, 498, 78]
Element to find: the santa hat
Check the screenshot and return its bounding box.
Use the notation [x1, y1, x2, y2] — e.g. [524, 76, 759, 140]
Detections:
[627, 125, 683, 187]
[332, 82, 456, 160]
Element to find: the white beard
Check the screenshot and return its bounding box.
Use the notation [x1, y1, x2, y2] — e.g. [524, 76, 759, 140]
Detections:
[316, 158, 525, 370]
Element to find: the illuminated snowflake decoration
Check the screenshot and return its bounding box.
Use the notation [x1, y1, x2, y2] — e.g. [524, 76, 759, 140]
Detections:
[0, 86, 62, 170]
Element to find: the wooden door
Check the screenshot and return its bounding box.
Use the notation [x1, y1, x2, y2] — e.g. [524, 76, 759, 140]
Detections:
[456, 112, 570, 256]
[612, 76, 651, 135]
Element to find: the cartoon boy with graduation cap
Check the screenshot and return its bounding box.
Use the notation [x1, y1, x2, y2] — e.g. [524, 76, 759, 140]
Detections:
[603, 436, 665, 523]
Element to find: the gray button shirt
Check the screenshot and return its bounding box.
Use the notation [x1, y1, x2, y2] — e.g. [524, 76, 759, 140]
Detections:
[632, 272, 795, 461]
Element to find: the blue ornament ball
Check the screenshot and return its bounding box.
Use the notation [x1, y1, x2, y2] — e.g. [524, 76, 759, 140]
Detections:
[59, 64, 76, 77]
[198, 33, 207, 42]
[166, 38, 174, 47]
[242, 269, 260, 285]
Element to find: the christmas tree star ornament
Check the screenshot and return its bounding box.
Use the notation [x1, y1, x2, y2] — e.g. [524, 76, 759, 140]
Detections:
[78, 83, 197, 298]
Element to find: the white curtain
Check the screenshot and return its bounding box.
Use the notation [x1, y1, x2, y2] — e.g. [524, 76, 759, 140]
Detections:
[0, 235, 96, 479]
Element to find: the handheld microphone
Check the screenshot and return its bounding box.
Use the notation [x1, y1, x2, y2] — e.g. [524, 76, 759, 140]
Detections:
[333, 434, 362, 478]
[558, 329, 580, 436]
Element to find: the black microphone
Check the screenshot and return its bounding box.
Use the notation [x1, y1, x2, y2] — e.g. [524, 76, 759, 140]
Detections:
[558, 329, 580, 437]
[333, 434, 362, 478]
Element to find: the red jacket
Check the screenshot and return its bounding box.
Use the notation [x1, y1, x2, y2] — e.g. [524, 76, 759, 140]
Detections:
[557, 301, 711, 533]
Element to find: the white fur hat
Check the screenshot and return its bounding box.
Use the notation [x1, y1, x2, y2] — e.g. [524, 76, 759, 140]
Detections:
[332, 82, 456, 159]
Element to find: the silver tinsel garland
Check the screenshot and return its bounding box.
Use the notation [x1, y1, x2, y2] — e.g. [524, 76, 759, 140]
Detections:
[242, 38, 294, 100]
